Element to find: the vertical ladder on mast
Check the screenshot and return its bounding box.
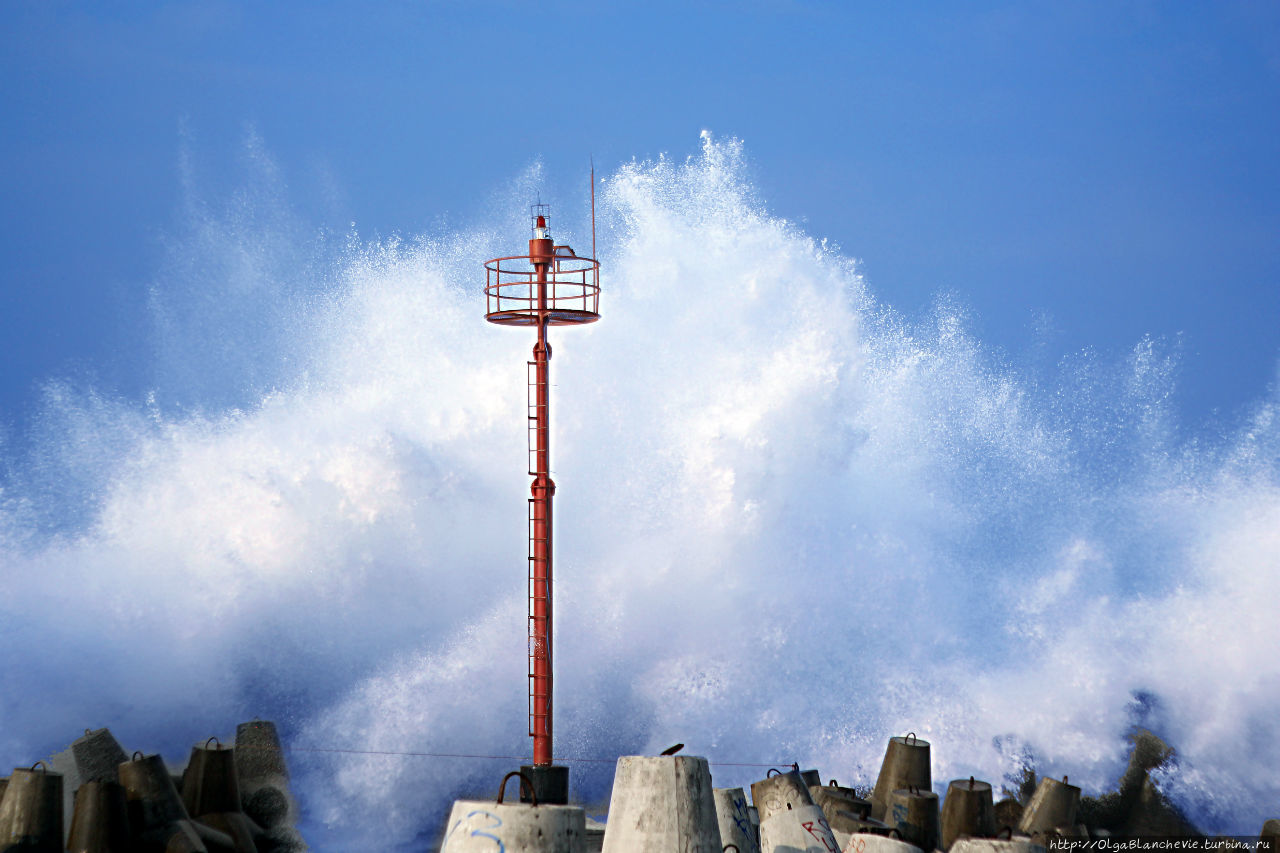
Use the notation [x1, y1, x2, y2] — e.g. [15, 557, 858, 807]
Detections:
[527, 360, 550, 739]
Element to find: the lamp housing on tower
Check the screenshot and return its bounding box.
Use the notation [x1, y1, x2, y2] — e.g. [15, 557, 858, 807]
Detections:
[485, 206, 600, 327]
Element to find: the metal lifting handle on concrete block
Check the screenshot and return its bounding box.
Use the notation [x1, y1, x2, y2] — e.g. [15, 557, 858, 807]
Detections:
[498, 771, 538, 806]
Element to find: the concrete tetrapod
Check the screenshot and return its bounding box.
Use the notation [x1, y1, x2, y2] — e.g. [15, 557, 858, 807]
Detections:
[842, 835, 925, 853]
[66, 780, 131, 853]
[823, 807, 894, 850]
[117, 752, 233, 853]
[950, 838, 1047, 853]
[441, 772, 586, 853]
[809, 785, 875, 836]
[824, 781, 863, 800]
[600, 755, 721, 853]
[941, 778, 996, 850]
[234, 720, 306, 852]
[583, 816, 606, 853]
[49, 727, 129, 846]
[0, 763, 63, 852]
[812, 785, 870, 816]
[181, 740, 259, 853]
[1016, 777, 1080, 837]
[752, 769, 817, 825]
[757, 802, 841, 853]
[715, 787, 761, 853]
[1259, 819, 1280, 853]
[871, 735, 932, 823]
[992, 801, 1023, 835]
[828, 813, 895, 846]
[885, 787, 941, 852]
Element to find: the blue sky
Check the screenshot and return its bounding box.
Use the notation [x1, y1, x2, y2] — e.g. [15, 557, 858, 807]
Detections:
[2, 1, 1277, 437]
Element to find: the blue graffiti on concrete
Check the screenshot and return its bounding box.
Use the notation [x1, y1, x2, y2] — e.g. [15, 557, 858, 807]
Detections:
[731, 793, 759, 852]
[443, 809, 506, 852]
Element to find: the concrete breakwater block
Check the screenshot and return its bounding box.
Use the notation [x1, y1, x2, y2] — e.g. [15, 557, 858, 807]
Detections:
[584, 815, 606, 853]
[715, 786, 761, 853]
[752, 769, 817, 825]
[823, 781, 863, 800]
[810, 784, 877, 837]
[600, 755, 721, 852]
[118, 751, 236, 852]
[0, 763, 64, 852]
[234, 720, 306, 851]
[824, 819, 885, 850]
[941, 778, 996, 850]
[1067, 731, 1200, 837]
[49, 727, 129, 844]
[8, 720, 307, 852]
[183, 741, 243, 818]
[885, 786, 941, 852]
[829, 814, 894, 842]
[233, 722, 289, 781]
[441, 771, 586, 853]
[950, 838, 1047, 853]
[757, 802, 840, 853]
[182, 739, 260, 853]
[871, 734, 932, 823]
[993, 800, 1023, 834]
[440, 800, 587, 852]
[1017, 777, 1080, 836]
[66, 779, 131, 853]
[841, 834, 925, 853]
[810, 784, 871, 820]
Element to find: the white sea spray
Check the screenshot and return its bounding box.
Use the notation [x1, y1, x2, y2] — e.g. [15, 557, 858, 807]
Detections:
[0, 134, 1276, 850]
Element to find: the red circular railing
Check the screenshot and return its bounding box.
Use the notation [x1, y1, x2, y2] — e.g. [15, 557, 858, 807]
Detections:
[484, 250, 600, 326]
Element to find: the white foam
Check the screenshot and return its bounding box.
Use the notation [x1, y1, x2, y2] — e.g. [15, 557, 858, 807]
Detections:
[0, 134, 1276, 850]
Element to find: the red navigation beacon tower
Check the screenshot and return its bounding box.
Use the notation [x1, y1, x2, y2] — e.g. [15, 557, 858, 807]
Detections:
[484, 194, 599, 803]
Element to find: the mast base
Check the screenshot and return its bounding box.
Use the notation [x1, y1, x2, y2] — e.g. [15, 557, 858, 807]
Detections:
[519, 764, 569, 805]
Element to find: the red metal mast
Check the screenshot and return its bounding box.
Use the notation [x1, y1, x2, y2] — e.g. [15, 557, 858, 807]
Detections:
[484, 200, 600, 784]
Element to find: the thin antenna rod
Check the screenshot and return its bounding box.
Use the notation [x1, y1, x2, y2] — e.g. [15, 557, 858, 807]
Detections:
[590, 157, 596, 262]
